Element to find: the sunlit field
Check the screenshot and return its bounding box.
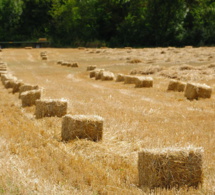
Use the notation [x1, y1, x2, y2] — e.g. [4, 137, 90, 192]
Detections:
[0, 47, 214, 194]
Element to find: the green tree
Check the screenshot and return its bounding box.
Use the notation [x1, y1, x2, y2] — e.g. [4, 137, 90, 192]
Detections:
[145, 0, 187, 46]
[0, 0, 23, 40]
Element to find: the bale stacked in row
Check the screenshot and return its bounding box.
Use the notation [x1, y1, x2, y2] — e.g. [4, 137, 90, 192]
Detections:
[87, 65, 97, 71]
[61, 114, 104, 142]
[89, 69, 104, 78]
[168, 80, 186, 92]
[20, 89, 41, 107]
[35, 99, 68, 119]
[59, 61, 79, 68]
[115, 74, 125, 82]
[1, 74, 16, 86]
[135, 76, 153, 88]
[124, 75, 138, 84]
[185, 83, 212, 100]
[40, 51, 47, 60]
[101, 71, 115, 81]
[19, 84, 39, 98]
[138, 147, 203, 189]
[12, 80, 24, 94]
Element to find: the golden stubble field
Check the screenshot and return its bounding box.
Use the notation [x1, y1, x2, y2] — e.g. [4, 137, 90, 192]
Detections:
[0, 47, 214, 194]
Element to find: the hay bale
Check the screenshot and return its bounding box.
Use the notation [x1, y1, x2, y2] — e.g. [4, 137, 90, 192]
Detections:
[185, 83, 212, 100]
[89, 69, 104, 78]
[168, 80, 186, 92]
[25, 47, 33, 49]
[12, 80, 24, 93]
[138, 147, 203, 189]
[71, 62, 78, 67]
[35, 99, 68, 119]
[57, 60, 63, 65]
[124, 75, 138, 84]
[61, 114, 104, 142]
[95, 69, 104, 80]
[135, 76, 153, 88]
[4, 78, 17, 89]
[101, 71, 114, 81]
[20, 89, 41, 107]
[115, 74, 125, 82]
[0, 71, 7, 76]
[87, 65, 97, 71]
[42, 56, 47, 60]
[61, 61, 69, 66]
[19, 84, 39, 98]
[78, 47, 86, 50]
[1, 74, 15, 85]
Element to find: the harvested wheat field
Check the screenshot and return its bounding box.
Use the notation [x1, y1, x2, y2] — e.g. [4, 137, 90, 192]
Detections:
[0, 47, 214, 194]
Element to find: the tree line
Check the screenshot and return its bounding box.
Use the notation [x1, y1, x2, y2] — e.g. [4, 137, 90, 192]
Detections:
[0, 0, 215, 47]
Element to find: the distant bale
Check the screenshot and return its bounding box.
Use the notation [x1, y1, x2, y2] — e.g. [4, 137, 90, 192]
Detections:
[42, 56, 47, 60]
[19, 84, 39, 98]
[135, 76, 153, 88]
[124, 75, 138, 84]
[61, 61, 69, 66]
[78, 47, 86, 50]
[61, 114, 104, 142]
[25, 47, 33, 49]
[70, 62, 78, 67]
[20, 89, 41, 107]
[0, 71, 7, 76]
[138, 147, 203, 189]
[168, 80, 186, 92]
[115, 74, 125, 82]
[185, 83, 212, 100]
[4, 78, 18, 89]
[95, 69, 104, 80]
[87, 65, 97, 71]
[12, 80, 24, 94]
[0, 49, 2, 52]
[1, 74, 15, 85]
[89, 69, 102, 78]
[127, 58, 142, 64]
[35, 99, 68, 119]
[57, 60, 63, 65]
[101, 71, 114, 81]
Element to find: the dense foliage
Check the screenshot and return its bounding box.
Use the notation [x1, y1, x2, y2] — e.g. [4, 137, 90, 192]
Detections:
[0, 0, 215, 47]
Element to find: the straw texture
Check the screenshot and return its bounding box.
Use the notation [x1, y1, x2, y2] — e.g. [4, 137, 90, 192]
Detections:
[138, 147, 203, 189]
[35, 99, 68, 119]
[61, 114, 104, 142]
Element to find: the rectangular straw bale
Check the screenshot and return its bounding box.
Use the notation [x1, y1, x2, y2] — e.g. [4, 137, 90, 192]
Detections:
[135, 76, 153, 88]
[35, 99, 68, 119]
[168, 80, 186, 92]
[12, 80, 24, 93]
[0, 71, 7, 76]
[177, 81, 186, 92]
[61, 114, 104, 142]
[1, 74, 14, 85]
[89, 69, 104, 78]
[101, 71, 114, 81]
[71, 62, 78, 67]
[124, 75, 138, 84]
[42, 56, 47, 60]
[138, 147, 203, 189]
[20, 89, 41, 107]
[19, 84, 39, 98]
[57, 60, 63, 65]
[4, 78, 17, 89]
[185, 83, 212, 100]
[87, 65, 97, 71]
[115, 73, 125, 82]
[95, 70, 104, 80]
